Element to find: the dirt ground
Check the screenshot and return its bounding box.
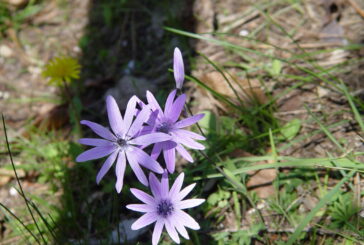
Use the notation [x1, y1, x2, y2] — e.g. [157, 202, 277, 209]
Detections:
[191, 0, 364, 156]
[190, 0, 364, 235]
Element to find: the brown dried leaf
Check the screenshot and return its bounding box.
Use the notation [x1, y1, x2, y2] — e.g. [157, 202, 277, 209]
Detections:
[198, 71, 267, 111]
[229, 149, 276, 198]
[32, 104, 69, 131]
[246, 168, 277, 198]
[0, 176, 11, 187]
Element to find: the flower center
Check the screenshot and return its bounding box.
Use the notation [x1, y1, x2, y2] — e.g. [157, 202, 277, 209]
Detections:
[116, 138, 128, 148]
[157, 199, 174, 217]
[156, 122, 172, 134]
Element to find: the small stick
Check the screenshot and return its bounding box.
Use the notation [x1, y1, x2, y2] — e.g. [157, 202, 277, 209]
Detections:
[347, 0, 364, 19]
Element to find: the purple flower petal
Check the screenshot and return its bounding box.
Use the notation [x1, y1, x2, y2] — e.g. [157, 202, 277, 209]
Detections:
[146, 109, 159, 126]
[96, 151, 118, 184]
[163, 142, 176, 173]
[129, 146, 163, 174]
[175, 144, 193, 162]
[169, 173, 184, 199]
[79, 138, 113, 147]
[164, 89, 177, 117]
[165, 218, 180, 243]
[151, 143, 162, 160]
[172, 131, 205, 150]
[173, 47, 185, 89]
[123, 95, 139, 132]
[174, 210, 200, 230]
[131, 212, 157, 230]
[149, 173, 162, 198]
[81, 120, 116, 141]
[115, 151, 126, 193]
[161, 170, 169, 197]
[146, 91, 163, 114]
[127, 107, 150, 137]
[130, 188, 155, 205]
[126, 151, 148, 186]
[175, 199, 205, 209]
[138, 125, 154, 137]
[174, 114, 204, 129]
[174, 129, 205, 140]
[173, 216, 189, 239]
[152, 219, 164, 245]
[126, 204, 156, 213]
[168, 93, 186, 123]
[129, 133, 171, 147]
[76, 145, 116, 162]
[106, 95, 124, 136]
[176, 183, 196, 201]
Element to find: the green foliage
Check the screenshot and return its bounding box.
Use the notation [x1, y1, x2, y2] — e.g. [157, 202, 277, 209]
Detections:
[267, 59, 283, 76]
[212, 223, 265, 245]
[0, 3, 11, 34]
[206, 187, 232, 223]
[268, 190, 300, 227]
[0, 1, 44, 36]
[279, 118, 302, 141]
[10, 132, 70, 191]
[328, 193, 361, 230]
[207, 188, 231, 208]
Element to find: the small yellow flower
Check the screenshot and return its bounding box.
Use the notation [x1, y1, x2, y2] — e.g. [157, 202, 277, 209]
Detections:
[42, 56, 81, 85]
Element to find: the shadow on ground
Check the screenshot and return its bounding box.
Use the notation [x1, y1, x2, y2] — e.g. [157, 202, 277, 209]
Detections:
[55, 0, 195, 243]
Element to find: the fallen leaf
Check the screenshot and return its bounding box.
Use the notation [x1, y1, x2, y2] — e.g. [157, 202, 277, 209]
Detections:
[229, 149, 276, 198]
[32, 104, 69, 131]
[198, 71, 267, 111]
[0, 176, 11, 187]
[246, 168, 277, 198]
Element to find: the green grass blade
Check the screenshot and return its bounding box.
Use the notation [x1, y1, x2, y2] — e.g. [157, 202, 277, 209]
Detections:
[305, 105, 345, 152]
[2, 114, 47, 244]
[0, 202, 41, 244]
[185, 74, 240, 110]
[193, 156, 363, 180]
[341, 81, 364, 133]
[286, 170, 355, 244]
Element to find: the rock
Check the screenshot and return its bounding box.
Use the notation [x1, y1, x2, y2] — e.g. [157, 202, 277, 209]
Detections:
[105, 75, 157, 107]
[110, 219, 148, 243]
[0, 45, 13, 58]
[0, 168, 26, 178]
[6, 0, 29, 8]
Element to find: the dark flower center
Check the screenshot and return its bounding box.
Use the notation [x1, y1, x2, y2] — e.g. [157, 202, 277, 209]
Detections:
[116, 138, 127, 147]
[157, 199, 174, 217]
[156, 122, 172, 134]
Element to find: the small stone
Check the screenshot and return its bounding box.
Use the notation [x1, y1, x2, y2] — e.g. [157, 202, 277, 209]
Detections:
[6, 0, 29, 7]
[9, 187, 18, 196]
[239, 30, 249, 36]
[0, 45, 13, 58]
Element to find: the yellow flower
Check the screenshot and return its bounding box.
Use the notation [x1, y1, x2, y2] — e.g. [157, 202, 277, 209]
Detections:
[42, 56, 81, 85]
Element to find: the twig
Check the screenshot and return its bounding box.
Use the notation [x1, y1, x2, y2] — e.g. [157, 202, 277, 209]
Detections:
[347, 0, 364, 19]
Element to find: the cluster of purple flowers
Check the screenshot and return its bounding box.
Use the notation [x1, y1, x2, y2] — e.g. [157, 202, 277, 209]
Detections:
[76, 48, 205, 244]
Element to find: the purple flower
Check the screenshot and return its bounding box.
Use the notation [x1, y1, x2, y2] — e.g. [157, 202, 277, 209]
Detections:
[146, 90, 205, 173]
[127, 171, 204, 245]
[76, 95, 171, 193]
[173, 47, 185, 89]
